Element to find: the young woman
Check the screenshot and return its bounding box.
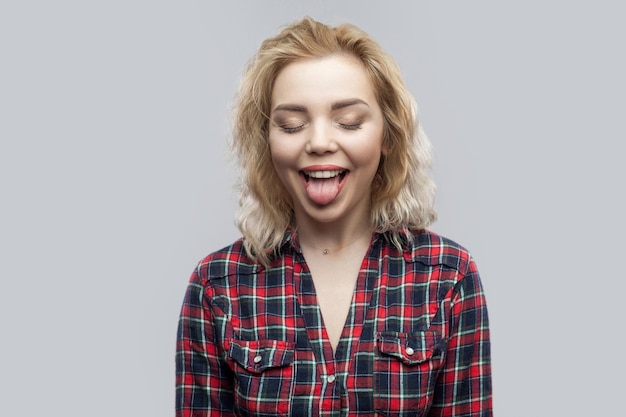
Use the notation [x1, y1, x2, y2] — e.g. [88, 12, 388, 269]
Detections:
[176, 17, 492, 416]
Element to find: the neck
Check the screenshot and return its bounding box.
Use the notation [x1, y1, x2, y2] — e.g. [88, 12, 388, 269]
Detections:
[295, 216, 374, 256]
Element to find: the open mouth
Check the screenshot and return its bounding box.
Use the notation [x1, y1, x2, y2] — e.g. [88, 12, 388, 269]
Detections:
[301, 169, 348, 183]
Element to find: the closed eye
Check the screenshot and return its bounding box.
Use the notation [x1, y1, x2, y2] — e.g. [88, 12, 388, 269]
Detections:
[279, 124, 305, 134]
[338, 122, 362, 131]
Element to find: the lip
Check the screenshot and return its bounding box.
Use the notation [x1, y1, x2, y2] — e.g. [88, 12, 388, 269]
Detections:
[300, 164, 347, 173]
[298, 164, 350, 198]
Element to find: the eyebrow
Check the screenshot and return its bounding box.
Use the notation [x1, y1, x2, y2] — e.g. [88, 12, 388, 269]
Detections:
[272, 98, 369, 114]
[272, 104, 307, 113]
[331, 98, 369, 111]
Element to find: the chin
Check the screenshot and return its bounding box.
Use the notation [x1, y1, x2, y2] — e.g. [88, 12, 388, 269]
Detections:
[300, 202, 351, 225]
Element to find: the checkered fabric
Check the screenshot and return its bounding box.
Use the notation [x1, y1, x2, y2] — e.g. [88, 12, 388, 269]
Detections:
[176, 229, 492, 416]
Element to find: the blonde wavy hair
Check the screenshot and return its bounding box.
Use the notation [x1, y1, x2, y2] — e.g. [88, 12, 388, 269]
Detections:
[232, 17, 436, 264]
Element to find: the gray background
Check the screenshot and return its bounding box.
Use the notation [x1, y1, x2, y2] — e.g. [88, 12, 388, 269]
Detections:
[1, 1, 624, 415]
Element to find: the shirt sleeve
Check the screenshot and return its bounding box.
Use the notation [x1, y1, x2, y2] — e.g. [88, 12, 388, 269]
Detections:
[428, 259, 493, 416]
[176, 268, 236, 416]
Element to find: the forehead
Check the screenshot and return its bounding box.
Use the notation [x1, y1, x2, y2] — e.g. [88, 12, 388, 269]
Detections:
[271, 55, 377, 107]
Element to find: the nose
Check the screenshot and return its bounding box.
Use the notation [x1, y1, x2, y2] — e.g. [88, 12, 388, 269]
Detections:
[305, 121, 338, 155]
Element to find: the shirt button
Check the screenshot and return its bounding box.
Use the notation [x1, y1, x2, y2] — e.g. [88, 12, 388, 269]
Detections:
[327, 374, 336, 383]
[405, 347, 415, 356]
[253, 355, 262, 364]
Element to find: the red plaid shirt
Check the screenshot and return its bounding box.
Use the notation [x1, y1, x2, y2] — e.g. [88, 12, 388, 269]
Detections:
[176, 230, 492, 416]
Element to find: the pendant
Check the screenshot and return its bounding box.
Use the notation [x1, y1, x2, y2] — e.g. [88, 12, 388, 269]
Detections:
[322, 249, 329, 255]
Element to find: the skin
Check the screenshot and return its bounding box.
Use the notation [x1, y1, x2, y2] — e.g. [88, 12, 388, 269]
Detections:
[268, 54, 385, 240]
[268, 54, 385, 351]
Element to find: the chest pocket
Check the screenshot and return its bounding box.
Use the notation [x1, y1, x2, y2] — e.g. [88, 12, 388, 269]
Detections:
[374, 331, 446, 416]
[228, 339, 295, 417]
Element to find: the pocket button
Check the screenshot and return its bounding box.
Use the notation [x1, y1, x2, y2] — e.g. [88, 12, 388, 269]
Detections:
[405, 347, 415, 356]
[253, 355, 263, 364]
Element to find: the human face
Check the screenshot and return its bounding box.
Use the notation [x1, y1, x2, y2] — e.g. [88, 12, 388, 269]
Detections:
[268, 54, 384, 227]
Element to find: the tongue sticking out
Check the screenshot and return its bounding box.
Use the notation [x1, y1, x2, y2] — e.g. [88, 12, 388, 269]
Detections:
[305, 176, 341, 205]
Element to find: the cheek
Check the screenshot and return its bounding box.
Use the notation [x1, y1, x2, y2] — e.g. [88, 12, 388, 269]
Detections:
[268, 139, 298, 181]
[267, 147, 293, 196]
[352, 135, 384, 168]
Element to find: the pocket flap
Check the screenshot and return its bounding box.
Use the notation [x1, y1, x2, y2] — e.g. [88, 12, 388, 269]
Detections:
[376, 331, 444, 365]
[228, 339, 295, 373]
